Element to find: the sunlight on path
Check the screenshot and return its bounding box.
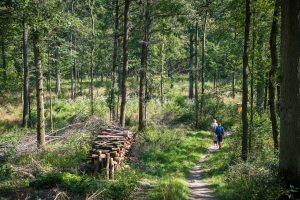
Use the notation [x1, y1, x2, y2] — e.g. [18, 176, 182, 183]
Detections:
[187, 145, 219, 200]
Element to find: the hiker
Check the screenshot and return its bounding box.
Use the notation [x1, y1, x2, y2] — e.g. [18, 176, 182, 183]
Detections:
[211, 119, 218, 147]
[215, 123, 225, 149]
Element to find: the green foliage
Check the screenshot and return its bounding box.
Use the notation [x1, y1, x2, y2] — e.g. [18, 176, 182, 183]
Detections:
[105, 169, 139, 199]
[149, 177, 189, 200]
[0, 164, 12, 181]
[226, 158, 285, 200]
[30, 169, 139, 198]
[30, 172, 105, 193]
[136, 129, 211, 177]
[201, 124, 299, 200]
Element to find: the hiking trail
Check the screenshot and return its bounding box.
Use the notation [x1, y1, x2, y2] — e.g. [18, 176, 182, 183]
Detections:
[187, 145, 219, 200]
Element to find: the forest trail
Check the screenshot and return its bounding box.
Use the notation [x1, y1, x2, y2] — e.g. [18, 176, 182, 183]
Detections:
[187, 145, 219, 200]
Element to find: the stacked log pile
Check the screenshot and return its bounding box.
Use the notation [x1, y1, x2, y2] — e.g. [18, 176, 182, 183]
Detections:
[87, 127, 134, 179]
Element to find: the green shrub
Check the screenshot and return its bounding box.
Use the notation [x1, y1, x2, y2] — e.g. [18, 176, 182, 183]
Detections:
[105, 169, 139, 199]
[226, 157, 285, 200]
[30, 173, 63, 189]
[0, 164, 12, 181]
[30, 172, 107, 193]
[30, 169, 139, 198]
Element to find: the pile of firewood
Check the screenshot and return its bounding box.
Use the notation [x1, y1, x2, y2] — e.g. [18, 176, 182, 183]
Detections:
[87, 127, 134, 179]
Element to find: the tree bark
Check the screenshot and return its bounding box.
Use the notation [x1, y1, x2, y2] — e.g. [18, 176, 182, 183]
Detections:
[89, 0, 95, 115]
[232, 66, 235, 98]
[242, 0, 251, 161]
[194, 21, 199, 129]
[22, 17, 30, 128]
[256, 35, 265, 115]
[188, 26, 194, 99]
[120, 0, 130, 127]
[200, 11, 207, 115]
[279, 0, 300, 186]
[48, 51, 54, 133]
[55, 48, 61, 98]
[33, 30, 45, 149]
[138, 0, 151, 132]
[160, 43, 164, 105]
[232, 32, 237, 98]
[69, 7, 75, 100]
[263, 73, 268, 110]
[111, 0, 119, 121]
[1, 41, 6, 84]
[249, 5, 256, 153]
[269, 0, 280, 150]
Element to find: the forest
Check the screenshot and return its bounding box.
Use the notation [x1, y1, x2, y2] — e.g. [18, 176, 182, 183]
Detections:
[0, 0, 299, 199]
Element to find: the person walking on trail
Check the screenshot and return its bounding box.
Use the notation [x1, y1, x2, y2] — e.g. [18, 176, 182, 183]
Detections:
[211, 119, 218, 147]
[215, 123, 225, 149]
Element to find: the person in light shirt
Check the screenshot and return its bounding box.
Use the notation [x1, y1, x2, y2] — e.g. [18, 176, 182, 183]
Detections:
[211, 119, 218, 147]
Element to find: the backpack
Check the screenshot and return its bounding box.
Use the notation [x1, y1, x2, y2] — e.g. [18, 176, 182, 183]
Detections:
[215, 126, 224, 136]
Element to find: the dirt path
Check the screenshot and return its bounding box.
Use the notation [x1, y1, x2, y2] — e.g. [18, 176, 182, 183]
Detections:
[187, 145, 219, 200]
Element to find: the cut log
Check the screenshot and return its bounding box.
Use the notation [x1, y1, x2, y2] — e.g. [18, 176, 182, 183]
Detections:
[87, 127, 134, 179]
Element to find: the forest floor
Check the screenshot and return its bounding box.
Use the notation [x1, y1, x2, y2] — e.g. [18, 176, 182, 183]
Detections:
[187, 145, 219, 200]
[133, 143, 220, 200]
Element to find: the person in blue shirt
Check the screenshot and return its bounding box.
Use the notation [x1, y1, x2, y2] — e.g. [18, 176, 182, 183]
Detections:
[215, 123, 225, 149]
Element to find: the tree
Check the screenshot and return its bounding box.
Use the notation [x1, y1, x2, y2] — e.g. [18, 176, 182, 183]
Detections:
[120, 0, 130, 127]
[89, 0, 95, 115]
[188, 25, 194, 99]
[33, 29, 45, 149]
[160, 42, 164, 105]
[1, 41, 6, 84]
[279, 0, 300, 187]
[138, 0, 152, 132]
[22, 16, 30, 128]
[55, 47, 61, 97]
[268, 0, 279, 151]
[242, 0, 251, 161]
[194, 21, 199, 128]
[111, 0, 119, 121]
[200, 10, 208, 115]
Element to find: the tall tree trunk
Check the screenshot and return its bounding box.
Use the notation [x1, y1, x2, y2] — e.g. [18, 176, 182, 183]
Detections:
[22, 17, 30, 128]
[256, 35, 265, 115]
[138, 0, 151, 132]
[188, 26, 194, 99]
[249, 4, 256, 154]
[232, 66, 235, 98]
[80, 65, 83, 95]
[232, 32, 237, 98]
[89, 0, 95, 115]
[241, 0, 251, 161]
[1, 41, 6, 84]
[263, 73, 268, 110]
[48, 51, 54, 133]
[55, 48, 61, 98]
[111, 0, 119, 121]
[269, 0, 280, 150]
[279, 0, 300, 187]
[69, 0, 75, 100]
[200, 11, 208, 115]
[160, 43, 164, 105]
[120, 0, 130, 127]
[194, 21, 199, 129]
[33, 30, 45, 149]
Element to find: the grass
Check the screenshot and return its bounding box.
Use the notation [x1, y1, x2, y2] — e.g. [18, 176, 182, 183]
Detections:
[0, 131, 140, 199]
[149, 177, 190, 200]
[134, 129, 212, 199]
[0, 76, 243, 199]
[201, 136, 234, 200]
